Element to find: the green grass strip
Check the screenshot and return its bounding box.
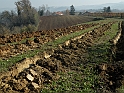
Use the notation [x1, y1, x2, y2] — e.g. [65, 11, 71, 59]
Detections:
[0, 19, 121, 72]
[41, 21, 121, 93]
[0, 24, 101, 72]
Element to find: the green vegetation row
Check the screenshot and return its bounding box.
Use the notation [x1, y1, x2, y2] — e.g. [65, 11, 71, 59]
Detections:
[7, 18, 117, 46]
[41, 21, 121, 93]
[0, 19, 115, 72]
[0, 22, 100, 72]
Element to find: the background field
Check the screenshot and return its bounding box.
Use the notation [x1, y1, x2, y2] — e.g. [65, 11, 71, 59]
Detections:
[38, 15, 94, 30]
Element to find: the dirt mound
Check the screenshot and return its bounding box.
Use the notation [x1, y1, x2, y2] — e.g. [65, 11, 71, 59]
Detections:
[115, 21, 124, 61]
[95, 21, 124, 93]
[0, 56, 62, 93]
[0, 22, 115, 93]
[96, 62, 124, 93]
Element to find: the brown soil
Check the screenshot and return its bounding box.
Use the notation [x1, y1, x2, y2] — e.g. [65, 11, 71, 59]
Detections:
[95, 62, 124, 93]
[95, 21, 124, 93]
[0, 22, 99, 59]
[38, 15, 94, 30]
[0, 22, 115, 93]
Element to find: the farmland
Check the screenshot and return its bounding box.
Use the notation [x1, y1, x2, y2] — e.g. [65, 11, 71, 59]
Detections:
[0, 15, 124, 93]
[38, 15, 94, 30]
[84, 12, 124, 18]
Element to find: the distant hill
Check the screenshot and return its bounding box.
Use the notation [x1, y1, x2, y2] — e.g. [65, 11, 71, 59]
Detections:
[76, 2, 124, 10]
[0, 2, 124, 12]
[49, 2, 124, 12]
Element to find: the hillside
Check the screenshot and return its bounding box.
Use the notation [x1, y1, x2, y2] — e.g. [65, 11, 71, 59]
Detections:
[1, 2, 124, 12]
[45, 2, 124, 12]
[38, 15, 94, 30]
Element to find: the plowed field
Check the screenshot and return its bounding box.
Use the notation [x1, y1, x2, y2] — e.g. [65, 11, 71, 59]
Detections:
[0, 18, 124, 93]
[38, 15, 94, 30]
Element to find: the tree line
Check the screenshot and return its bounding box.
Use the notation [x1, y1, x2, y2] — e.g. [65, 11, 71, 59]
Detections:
[0, 0, 112, 35]
[0, 0, 65, 35]
[0, 0, 74, 35]
[0, 0, 41, 35]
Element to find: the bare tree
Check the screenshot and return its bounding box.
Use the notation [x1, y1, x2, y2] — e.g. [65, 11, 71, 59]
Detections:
[65, 9, 69, 15]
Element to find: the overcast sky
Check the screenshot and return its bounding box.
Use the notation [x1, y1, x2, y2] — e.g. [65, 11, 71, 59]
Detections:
[0, 0, 124, 8]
